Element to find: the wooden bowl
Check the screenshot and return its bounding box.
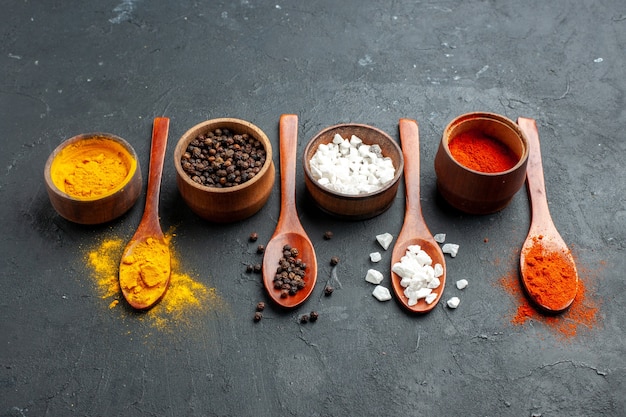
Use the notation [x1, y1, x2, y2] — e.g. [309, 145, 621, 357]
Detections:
[303, 123, 404, 220]
[174, 118, 275, 222]
[434, 112, 529, 214]
[44, 133, 142, 224]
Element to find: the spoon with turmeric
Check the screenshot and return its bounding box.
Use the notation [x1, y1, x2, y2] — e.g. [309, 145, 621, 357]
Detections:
[390, 118, 446, 313]
[517, 117, 578, 313]
[119, 117, 171, 310]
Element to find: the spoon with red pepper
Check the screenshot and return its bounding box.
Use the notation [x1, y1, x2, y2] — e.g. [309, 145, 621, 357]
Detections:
[517, 117, 578, 313]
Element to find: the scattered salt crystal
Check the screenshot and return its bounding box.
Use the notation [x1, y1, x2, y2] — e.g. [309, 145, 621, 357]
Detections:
[456, 279, 468, 290]
[376, 233, 393, 250]
[365, 269, 384, 284]
[434, 233, 446, 243]
[442, 243, 459, 257]
[370, 252, 382, 262]
[372, 285, 392, 301]
[447, 297, 460, 309]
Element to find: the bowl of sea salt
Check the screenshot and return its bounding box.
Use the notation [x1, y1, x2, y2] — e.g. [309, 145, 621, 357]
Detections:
[303, 123, 404, 220]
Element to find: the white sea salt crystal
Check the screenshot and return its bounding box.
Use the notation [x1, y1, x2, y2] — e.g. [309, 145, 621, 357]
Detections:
[442, 243, 459, 258]
[456, 279, 469, 290]
[376, 233, 393, 250]
[425, 292, 438, 304]
[308, 134, 396, 195]
[434, 233, 446, 243]
[370, 252, 382, 262]
[447, 296, 460, 309]
[392, 245, 441, 304]
[434, 263, 443, 278]
[372, 285, 392, 302]
[365, 269, 384, 284]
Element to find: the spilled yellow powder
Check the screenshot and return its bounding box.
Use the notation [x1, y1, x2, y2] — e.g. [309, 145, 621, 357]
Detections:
[85, 236, 225, 330]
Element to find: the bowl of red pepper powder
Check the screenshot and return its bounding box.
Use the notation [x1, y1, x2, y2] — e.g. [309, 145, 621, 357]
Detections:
[434, 112, 529, 214]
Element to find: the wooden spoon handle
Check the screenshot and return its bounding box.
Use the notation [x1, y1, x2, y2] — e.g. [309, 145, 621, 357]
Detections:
[141, 117, 170, 230]
[399, 118, 428, 236]
[277, 114, 301, 232]
[517, 117, 552, 229]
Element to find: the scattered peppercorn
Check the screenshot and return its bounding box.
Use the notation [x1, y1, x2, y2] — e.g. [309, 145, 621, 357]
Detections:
[249, 232, 258, 242]
[323, 231, 333, 240]
[309, 311, 319, 321]
[256, 302, 265, 311]
[330, 256, 340, 266]
[180, 128, 267, 188]
[257, 244, 265, 254]
[253, 311, 263, 322]
[300, 314, 309, 323]
[253, 263, 262, 273]
[324, 285, 334, 296]
[246, 264, 254, 273]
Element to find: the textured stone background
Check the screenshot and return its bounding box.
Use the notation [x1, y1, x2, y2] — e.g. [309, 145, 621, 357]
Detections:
[1, 1, 625, 416]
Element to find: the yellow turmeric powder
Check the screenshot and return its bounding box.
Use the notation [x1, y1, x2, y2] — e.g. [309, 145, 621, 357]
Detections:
[85, 235, 225, 331]
[119, 237, 171, 309]
[50, 137, 136, 199]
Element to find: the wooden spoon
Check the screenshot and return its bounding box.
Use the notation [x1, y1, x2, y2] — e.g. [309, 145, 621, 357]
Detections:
[262, 114, 317, 308]
[390, 119, 446, 313]
[119, 117, 171, 310]
[517, 117, 578, 313]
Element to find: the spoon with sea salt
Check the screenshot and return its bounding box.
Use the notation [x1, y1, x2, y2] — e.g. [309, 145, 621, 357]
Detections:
[517, 117, 578, 313]
[390, 118, 446, 313]
[262, 114, 318, 308]
[119, 117, 171, 310]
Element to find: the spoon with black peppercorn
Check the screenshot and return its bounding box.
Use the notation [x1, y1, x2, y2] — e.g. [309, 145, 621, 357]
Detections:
[119, 117, 171, 310]
[517, 117, 578, 313]
[390, 118, 446, 313]
[262, 114, 317, 308]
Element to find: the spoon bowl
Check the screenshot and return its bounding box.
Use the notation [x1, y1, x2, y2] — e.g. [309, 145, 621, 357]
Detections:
[517, 117, 578, 313]
[262, 114, 317, 309]
[119, 117, 171, 310]
[390, 119, 446, 313]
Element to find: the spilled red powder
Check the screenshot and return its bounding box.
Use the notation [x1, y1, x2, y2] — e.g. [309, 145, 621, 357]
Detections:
[498, 261, 600, 339]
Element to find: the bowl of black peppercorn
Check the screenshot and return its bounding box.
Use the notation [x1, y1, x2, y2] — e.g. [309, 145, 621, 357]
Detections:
[174, 118, 275, 222]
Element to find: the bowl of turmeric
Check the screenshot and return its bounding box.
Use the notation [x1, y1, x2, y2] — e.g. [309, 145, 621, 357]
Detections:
[44, 133, 142, 224]
[434, 112, 529, 214]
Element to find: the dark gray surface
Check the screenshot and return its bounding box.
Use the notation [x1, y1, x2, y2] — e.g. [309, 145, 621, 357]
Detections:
[2, 1, 625, 416]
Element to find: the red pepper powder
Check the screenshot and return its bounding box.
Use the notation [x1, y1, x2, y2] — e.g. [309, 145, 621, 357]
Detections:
[449, 129, 519, 173]
[498, 255, 600, 339]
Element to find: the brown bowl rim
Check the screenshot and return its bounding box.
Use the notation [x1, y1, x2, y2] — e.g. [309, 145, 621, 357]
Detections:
[302, 123, 404, 200]
[44, 132, 140, 202]
[174, 117, 274, 194]
[441, 111, 529, 176]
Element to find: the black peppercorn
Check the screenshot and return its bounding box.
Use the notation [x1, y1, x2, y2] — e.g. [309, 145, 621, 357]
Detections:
[324, 285, 334, 296]
[256, 302, 265, 311]
[309, 311, 319, 321]
[253, 312, 263, 322]
[330, 256, 340, 266]
[246, 264, 253, 273]
[249, 232, 258, 242]
[323, 231, 333, 240]
[300, 314, 309, 323]
[257, 245, 265, 254]
[253, 263, 261, 273]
